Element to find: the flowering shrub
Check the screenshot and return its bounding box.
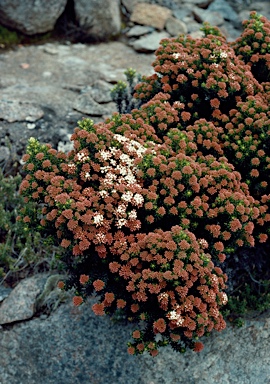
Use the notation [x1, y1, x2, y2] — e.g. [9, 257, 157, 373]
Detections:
[231, 11, 270, 83]
[133, 25, 262, 126]
[19, 12, 270, 356]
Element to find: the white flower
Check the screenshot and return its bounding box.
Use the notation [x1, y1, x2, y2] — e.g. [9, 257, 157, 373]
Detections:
[172, 52, 180, 59]
[124, 173, 137, 185]
[103, 172, 117, 187]
[220, 292, 228, 305]
[99, 190, 108, 198]
[127, 140, 147, 157]
[166, 310, 184, 326]
[85, 172, 91, 180]
[96, 232, 106, 243]
[68, 163, 76, 170]
[117, 164, 128, 176]
[128, 210, 137, 220]
[116, 204, 126, 216]
[93, 213, 104, 226]
[116, 218, 127, 228]
[220, 50, 228, 59]
[114, 134, 128, 143]
[110, 147, 118, 155]
[158, 292, 169, 301]
[120, 153, 131, 164]
[210, 275, 219, 285]
[77, 152, 89, 162]
[133, 193, 144, 206]
[100, 150, 111, 160]
[198, 238, 208, 249]
[122, 191, 133, 202]
[100, 165, 110, 174]
[110, 159, 116, 166]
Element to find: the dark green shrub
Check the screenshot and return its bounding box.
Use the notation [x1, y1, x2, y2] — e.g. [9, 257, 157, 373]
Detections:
[0, 169, 63, 285]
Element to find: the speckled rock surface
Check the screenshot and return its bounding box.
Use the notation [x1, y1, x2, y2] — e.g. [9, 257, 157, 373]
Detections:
[0, 41, 155, 162]
[0, 287, 269, 384]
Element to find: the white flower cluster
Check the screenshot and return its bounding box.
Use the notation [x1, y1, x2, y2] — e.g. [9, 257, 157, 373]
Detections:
[198, 238, 208, 249]
[122, 191, 133, 202]
[158, 292, 169, 301]
[99, 149, 111, 161]
[116, 204, 126, 215]
[93, 213, 104, 226]
[219, 292, 228, 305]
[166, 309, 184, 326]
[99, 190, 108, 198]
[133, 193, 144, 206]
[96, 232, 106, 243]
[101, 170, 117, 188]
[76, 151, 90, 162]
[97, 135, 147, 230]
[219, 50, 228, 59]
[173, 101, 183, 108]
[114, 134, 147, 158]
[116, 218, 127, 228]
[67, 163, 76, 171]
[210, 275, 219, 286]
[128, 210, 137, 220]
[172, 52, 180, 59]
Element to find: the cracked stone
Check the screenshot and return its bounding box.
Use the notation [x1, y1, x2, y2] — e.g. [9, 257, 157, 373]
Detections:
[0, 100, 44, 123]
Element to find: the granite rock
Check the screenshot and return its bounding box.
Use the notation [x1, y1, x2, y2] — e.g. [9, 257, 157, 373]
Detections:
[0, 0, 67, 35]
[208, 0, 241, 27]
[0, 100, 44, 123]
[73, 93, 114, 116]
[165, 16, 188, 36]
[131, 31, 170, 51]
[83, 80, 113, 103]
[0, 275, 48, 325]
[0, 280, 269, 383]
[121, 0, 144, 13]
[74, 0, 122, 40]
[192, 7, 225, 26]
[130, 2, 172, 30]
[126, 25, 154, 37]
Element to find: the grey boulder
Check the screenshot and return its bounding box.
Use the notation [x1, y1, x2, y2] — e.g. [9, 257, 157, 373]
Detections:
[0, 0, 67, 35]
[74, 0, 122, 40]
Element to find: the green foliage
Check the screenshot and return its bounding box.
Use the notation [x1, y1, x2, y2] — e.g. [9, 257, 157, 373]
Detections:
[0, 169, 63, 283]
[111, 68, 142, 113]
[0, 24, 21, 47]
[221, 274, 270, 327]
[0, 23, 52, 50]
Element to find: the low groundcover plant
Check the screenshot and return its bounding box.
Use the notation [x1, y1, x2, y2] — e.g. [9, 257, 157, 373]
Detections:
[19, 12, 270, 356]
